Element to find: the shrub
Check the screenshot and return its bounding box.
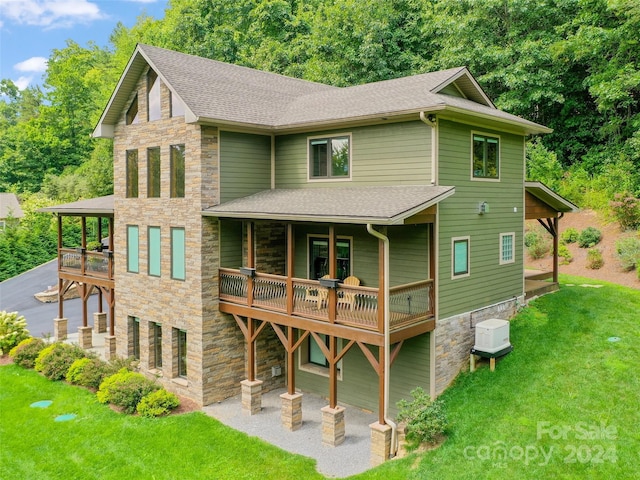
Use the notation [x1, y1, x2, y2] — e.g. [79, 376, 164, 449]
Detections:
[586, 248, 604, 269]
[0, 311, 30, 355]
[66, 357, 109, 389]
[137, 389, 180, 418]
[610, 193, 640, 231]
[9, 337, 46, 368]
[558, 243, 573, 265]
[578, 227, 602, 248]
[397, 387, 447, 449]
[34, 343, 87, 381]
[524, 229, 542, 248]
[97, 369, 160, 414]
[616, 235, 640, 271]
[560, 228, 580, 244]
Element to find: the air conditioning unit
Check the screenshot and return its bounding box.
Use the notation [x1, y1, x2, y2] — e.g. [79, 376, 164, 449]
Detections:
[474, 319, 510, 354]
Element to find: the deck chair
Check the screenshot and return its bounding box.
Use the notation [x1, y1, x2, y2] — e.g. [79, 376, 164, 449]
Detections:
[305, 274, 330, 309]
[337, 275, 360, 311]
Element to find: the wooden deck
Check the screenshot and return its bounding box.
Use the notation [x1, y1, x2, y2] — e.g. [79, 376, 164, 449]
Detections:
[525, 269, 559, 300]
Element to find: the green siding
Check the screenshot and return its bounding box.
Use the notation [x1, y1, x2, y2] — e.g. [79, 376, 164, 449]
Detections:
[438, 83, 465, 98]
[220, 131, 271, 202]
[276, 121, 432, 188]
[219, 220, 243, 268]
[296, 333, 430, 417]
[437, 120, 525, 318]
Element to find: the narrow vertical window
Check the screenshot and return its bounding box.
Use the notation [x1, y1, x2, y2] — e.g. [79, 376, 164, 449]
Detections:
[127, 225, 139, 273]
[129, 316, 140, 359]
[147, 147, 161, 198]
[171, 227, 186, 280]
[151, 322, 162, 368]
[170, 144, 185, 198]
[176, 329, 187, 377]
[148, 226, 161, 276]
[126, 95, 139, 125]
[126, 150, 138, 198]
[171, 91, 185, 117]
[452, 237, 470, 278]
[147, 70, 161, 121]
[500, 232, 515, 264]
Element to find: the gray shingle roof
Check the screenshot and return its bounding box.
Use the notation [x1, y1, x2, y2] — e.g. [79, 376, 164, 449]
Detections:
[525, 182, 579, 213]
[95, 44, 551, 136]
[202, 185, 455, 224]
[38, 195, 114, 215]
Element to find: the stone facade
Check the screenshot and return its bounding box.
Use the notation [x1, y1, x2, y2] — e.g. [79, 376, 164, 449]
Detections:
[113, 67, 244, 406]
[434, 295, 523, 395]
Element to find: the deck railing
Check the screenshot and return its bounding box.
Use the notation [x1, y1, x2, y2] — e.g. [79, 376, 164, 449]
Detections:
[219, 268, 434, 332]
[59, 248, 114, 279]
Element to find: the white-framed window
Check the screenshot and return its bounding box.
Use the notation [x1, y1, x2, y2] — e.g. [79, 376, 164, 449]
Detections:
[471, 132, 500, 180]
[452, 236, 470, 278]
[307, 235, 352, 280]
[308, 133, 351, 181]
[500, 232, 515, 265]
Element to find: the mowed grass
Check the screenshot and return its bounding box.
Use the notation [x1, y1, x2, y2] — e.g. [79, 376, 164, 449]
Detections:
[1, 275, 638, 479]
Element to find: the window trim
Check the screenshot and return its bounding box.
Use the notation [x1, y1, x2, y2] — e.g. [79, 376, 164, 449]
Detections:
[171, 227, 186, 281]
[306, 234, 353, 280]
[451, 236, 470, 279]
[307, 132, 352, 182]
[126, 225, 139, 273]
[500, 232, 516, 265]
[471, 131, 500, 181]
[148, 226, 161, 277]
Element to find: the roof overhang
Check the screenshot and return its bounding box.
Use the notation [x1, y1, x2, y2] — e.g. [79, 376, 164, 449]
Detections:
[525, 182, 578, 213]
[203, 185, 455, 225]
[38, 195, 115, 216]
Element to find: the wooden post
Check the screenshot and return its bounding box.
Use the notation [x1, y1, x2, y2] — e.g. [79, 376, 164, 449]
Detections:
[57, 215, 63, 319]
[286, 224, 294, 315]
[378, 345, 386, 425]
[329, 334, 338, 408]
[328, 226, 337, 323]
[81, 283, 88, 328]
[81, 216, 87, 275]
[109, 289, 115, 336]
[553, 216, 559, 284]
[287, 326, 295, 395]
[108, 217, 114, 250]
[247, 222, 255, 307]
[429, 223, 436, 314]
[247, 317, 255, 381]
[377, 238, 385, 334]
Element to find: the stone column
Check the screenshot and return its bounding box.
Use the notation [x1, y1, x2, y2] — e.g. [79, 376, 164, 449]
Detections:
[280, 392, 303, 431]
[78, 326, 93, 349]
[93, 312, 107, 334]
[104, 335, 117, 360]
[321, 405, 345, 446]
[370, 421, 392, 466]
[54, 318, 68, 341]
[241, 379, 263, 415]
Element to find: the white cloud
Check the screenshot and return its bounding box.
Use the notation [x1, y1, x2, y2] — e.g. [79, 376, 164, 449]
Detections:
[14, 57, 48, 73]
[13, 76, 34, 90]
[1, 0, 106, 28]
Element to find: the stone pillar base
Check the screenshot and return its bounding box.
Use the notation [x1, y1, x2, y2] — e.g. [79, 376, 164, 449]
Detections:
[78, 326, 93, 349]
[54, 318, 68, 341]
[93, 312, 107, 334]
[370, 421, 392, 466]
[321, 405, 345, 447]
[104, 335, 117, 360]
[241, 379, 263, 415]
[280, 392, 303, 431]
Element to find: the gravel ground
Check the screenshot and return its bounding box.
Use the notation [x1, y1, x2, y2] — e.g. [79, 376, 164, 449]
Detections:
[203, 388, 377, 478]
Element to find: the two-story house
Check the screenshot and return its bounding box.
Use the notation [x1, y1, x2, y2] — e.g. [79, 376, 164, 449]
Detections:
[43, 44, 576, 463]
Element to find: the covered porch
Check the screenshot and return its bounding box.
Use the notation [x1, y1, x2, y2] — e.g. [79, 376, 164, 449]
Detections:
[524, 182, 579, 300]
[39, 196, 116, 356]
[204, 184, 454, 464]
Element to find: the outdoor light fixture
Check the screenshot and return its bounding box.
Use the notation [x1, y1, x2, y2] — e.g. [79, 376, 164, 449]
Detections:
[479, 201, 489, 215]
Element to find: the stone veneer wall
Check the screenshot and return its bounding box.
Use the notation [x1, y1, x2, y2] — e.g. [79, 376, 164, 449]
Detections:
[434, 295, 524, 395]
[113, 67, 244, 406]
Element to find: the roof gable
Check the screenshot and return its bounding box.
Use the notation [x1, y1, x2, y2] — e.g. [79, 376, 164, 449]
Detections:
[0, 193, 24, 219]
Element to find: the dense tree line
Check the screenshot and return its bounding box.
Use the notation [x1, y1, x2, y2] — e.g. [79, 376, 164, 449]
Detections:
[1, 0, 638, 279]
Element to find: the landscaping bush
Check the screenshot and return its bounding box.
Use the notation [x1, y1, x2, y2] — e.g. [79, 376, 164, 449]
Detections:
[586, 248, 604, 269]
[66, 357, 109, 389]
[610, 192, 640, 231]
[578, 227, 602, 248]
[560, 228, 580, 244]
[34, 343, 87, 381]
[616, 235, 640, 271]
[524, 229, 542, 248]
[0, 311, 30, 355]
[9, 337, 46, 368]
[97, 368, 160, 414]
[558, 243, 573, 265]
[397, 387, 447, 449]
[525, 227, 551, 259]
[137, 389, 180, 418]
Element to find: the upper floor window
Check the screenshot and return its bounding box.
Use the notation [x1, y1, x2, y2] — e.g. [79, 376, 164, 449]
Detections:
[147, 70, 161, 122]
[126, 150, 138, 198]
[472, 133, 499, 179]
[170, 144, 185, 198]
[171, 91, 185, 117]
[309, 135, 350, 180]
[147, 147, 161, 198]
[126, 95, 139, 125]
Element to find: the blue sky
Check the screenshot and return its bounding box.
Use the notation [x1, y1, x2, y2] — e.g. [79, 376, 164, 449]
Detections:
[0, 0, 168, 89]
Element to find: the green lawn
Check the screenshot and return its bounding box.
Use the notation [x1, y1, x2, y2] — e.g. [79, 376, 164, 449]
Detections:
[1, 275, 638, 479]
